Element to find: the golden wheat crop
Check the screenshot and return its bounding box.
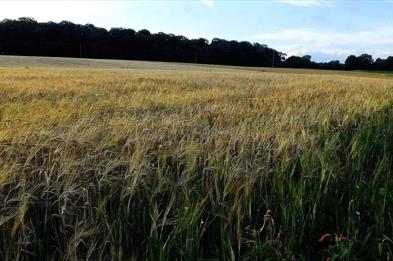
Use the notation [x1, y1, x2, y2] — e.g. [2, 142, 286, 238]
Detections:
[1, 68, 392, 148]
[1, 65, 393, 260]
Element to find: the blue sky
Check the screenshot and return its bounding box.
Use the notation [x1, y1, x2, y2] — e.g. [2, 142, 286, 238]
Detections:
[1, 0, 393, 62]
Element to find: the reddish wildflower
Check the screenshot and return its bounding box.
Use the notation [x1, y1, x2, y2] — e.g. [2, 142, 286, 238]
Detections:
[319, 233, 332, 243]
[339, 234, 346, 242]
[245, 225, 257, 238]
[326, 257, 331, 261]
[273, 232, 281, 245]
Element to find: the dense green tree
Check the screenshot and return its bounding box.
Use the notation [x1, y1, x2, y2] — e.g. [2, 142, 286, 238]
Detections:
[0, 18, 286, 67]
[345, 53, 374, 70]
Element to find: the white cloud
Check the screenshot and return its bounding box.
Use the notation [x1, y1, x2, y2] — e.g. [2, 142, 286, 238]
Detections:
[253, 28, 393, 47]
[279, 0, 333, 7]
[276, 44, 356, 58]
[200, 0, 215, 8]
[252, 28, 393, 60]
[0, 1, 130, 28]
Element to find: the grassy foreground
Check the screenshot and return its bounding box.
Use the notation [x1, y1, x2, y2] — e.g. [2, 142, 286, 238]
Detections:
[1, 63, 393, 260]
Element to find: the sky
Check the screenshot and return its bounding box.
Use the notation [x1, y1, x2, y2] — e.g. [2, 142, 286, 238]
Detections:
[1, 0, 393, 62]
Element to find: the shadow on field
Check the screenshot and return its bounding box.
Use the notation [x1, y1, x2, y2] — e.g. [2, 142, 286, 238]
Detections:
[1, 102, 393, 260]
[260, 101, 393, 260]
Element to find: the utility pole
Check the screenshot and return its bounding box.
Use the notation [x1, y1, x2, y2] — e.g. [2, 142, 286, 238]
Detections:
[79, 42, 83, 58]
[79, 26, 83, 58]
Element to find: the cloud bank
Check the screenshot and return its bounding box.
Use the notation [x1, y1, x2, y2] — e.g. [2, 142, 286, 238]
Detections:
[253, 27, 393, 61]
[199, 0, 215, 8]
[279, 0, 333, 7]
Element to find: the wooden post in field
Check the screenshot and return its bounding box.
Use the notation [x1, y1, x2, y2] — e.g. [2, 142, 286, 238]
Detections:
[79, 25, 83, 58]
[79, 42, 82, 58]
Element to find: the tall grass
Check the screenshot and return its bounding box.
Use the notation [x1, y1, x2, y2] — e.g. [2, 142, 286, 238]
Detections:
[1, 67, 393, 260]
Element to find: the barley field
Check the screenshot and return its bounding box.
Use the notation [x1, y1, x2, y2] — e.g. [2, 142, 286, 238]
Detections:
[1, 56, 393, 260]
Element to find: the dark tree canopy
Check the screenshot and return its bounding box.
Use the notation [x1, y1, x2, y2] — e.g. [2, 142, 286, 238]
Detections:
[345, 54, 374, 70]
[0, 18, 283, 67]
[282, 55, 318, 68]
[0, 18, 392, 71]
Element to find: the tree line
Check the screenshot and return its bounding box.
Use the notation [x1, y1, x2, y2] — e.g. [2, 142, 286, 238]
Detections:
[1, 18, 392, 71]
